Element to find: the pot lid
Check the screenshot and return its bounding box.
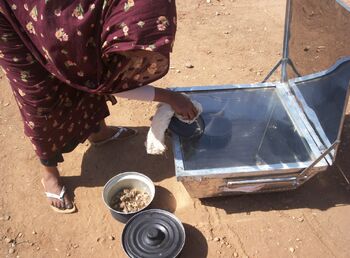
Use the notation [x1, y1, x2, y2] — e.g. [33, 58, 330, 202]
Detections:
[122, 209, 185, 258]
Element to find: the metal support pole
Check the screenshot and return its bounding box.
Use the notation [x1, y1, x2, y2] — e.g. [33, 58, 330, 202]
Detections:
[262, 60, 282, 83]
[281, 0, 292, 82]
[262, 0, 293, 83]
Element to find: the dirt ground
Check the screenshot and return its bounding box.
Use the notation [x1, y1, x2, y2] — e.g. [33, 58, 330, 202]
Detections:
[1, 0, 350, 257]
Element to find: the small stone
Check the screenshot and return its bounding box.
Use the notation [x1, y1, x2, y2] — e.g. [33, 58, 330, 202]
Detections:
[296, 238, 301, 242]
[97, 237, 105, 243]
[234, 252, 239, 257]
[303, 46, 310, 52]
[223, 31, 230, 34]
[18, 233, 23, 238]
[207, 50, 212, 54]
[9, 248, 15, 254]
[73, 244, 79, 249]
[5, 237, 13, 243]
[3, 102, 10, 107]
[29, 243, 34, 246]
[109, 235, 115, 241]
[298, 217, 304, 222]
[214, 237, 220, 242]
[316, 46, 326, 53]
[289, 247, 295, 253]
[227, 244, 231, 248]
[206, 0, 211, 3]
[185, 62, 194, 69]
[32, 231, 37, 235]
[0, 215, 10, 221]
[36, 247, 40, 250]
[175, 69, 181, 73]
[227, 67, 232, 70]
[215, 11, 220, 16]
[11, 243, 16, 247]
[67, 253, 71, 257]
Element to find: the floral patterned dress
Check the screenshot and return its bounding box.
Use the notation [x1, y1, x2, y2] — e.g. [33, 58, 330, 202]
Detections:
[0, 0, 176, 165]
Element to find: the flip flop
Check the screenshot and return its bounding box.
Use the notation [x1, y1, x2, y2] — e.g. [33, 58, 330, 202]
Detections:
[90, 126, 138, 147]
[41, 179, 76, 214]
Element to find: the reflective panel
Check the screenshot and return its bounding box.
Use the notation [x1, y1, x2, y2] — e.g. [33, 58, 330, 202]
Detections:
[291, 59, 350, 146]
[286, 0, 350, 148]
[287, 0, 350, 78]
[179, 89, 314, 170]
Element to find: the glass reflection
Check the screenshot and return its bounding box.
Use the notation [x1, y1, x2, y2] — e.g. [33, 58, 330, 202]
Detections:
[180, 89, 313, 170]
[287, 0, 350, 78]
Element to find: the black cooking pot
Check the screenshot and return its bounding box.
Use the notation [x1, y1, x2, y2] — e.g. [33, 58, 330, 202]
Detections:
[122, 209, 186, 258]
[168, 115, 205, 139]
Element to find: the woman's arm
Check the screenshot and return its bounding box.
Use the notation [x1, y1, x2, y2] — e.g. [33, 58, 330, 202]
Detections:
[113, 85, 155, 101]
[114, 85, 198, 120]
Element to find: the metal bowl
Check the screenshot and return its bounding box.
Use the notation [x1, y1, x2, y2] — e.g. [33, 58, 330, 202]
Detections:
[102, 172, 155, 223]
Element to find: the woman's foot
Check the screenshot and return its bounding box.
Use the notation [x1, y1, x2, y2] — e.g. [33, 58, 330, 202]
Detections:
[88, 120, 137, 145]
[42, 166, 74, 211]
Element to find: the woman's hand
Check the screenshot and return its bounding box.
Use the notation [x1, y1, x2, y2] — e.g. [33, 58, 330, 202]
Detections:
[168, 92, 198, 120]
[154, 88, 198, 120]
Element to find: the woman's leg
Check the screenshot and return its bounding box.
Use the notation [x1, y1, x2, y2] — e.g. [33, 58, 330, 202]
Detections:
[41, 166, 73, 210]
[0, 14, 76, 211]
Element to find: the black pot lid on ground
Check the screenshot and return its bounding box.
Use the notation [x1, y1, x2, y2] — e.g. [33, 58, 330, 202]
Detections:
[122, 209, 185, 258]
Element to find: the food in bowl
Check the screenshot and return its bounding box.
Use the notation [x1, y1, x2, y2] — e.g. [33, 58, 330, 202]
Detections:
[110, 188, 151, 213]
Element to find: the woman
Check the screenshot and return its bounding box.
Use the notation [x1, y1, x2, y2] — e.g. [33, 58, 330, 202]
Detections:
[0, 1, 197, 213]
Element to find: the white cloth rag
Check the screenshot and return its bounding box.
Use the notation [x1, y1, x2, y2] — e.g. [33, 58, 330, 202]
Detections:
[146, 100, 203, 155]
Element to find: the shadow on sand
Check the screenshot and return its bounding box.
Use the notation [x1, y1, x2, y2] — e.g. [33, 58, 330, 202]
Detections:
[64, 127, 175, 192]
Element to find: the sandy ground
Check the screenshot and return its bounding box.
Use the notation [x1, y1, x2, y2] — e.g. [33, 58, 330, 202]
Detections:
[1, 0, 350, 257]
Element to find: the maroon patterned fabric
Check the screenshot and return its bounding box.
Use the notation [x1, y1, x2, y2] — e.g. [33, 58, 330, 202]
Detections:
[0, 0, 176, 161]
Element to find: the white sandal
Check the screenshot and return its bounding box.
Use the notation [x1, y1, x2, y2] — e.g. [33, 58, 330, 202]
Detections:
[41, 180, 76, 214]
[90, 126, 138, 147]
